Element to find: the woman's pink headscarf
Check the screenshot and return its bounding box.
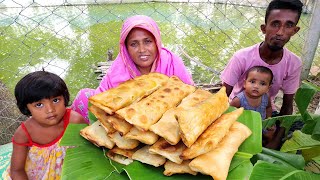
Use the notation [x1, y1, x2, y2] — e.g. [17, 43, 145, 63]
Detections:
[95, 15, 193, 93]
[72, 15, 193, 122]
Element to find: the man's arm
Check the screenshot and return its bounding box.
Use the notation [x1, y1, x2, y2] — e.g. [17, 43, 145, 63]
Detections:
[279, 94, 294, 116]
[222, 82, 233, 97]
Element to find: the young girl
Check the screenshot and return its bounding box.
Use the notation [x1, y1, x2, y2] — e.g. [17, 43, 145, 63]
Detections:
[3, 71, 87, 180]
[230, 66, 273, 120]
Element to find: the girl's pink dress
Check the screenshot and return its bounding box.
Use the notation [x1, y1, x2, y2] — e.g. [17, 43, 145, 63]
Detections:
[2, 109, 72, 180]
[71, 15, 194, 122]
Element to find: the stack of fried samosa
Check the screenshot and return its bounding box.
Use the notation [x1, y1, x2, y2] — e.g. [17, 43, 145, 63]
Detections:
[80, 73, 252, 180]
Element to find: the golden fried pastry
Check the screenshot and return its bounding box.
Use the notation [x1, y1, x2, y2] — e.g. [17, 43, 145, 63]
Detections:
[176, 86, 229, 147]
[181, 108, 244, 159]
[89, 73, 169, 114]
[80, 121, 115, 149]
[189, 121, 252, 180]
[106, 147, 138, 165]
[88, 105, 116, 134]
[163, 160, 197, 176]
[124, 126, 159, 145]
[150, 89, 212, 145]
[108, 131, 140, 150]
[116, 76, 196, 131]
[106, 114, 132, 136]
[132, 145, 166, 167]
[149, 138, 186, 164]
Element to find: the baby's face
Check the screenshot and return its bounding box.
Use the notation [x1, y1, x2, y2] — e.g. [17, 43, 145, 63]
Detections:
[244, 71, 271, 98]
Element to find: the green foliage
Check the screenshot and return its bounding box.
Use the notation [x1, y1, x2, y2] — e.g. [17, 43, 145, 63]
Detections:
[253, 147, 305, 170]
[260, 81, 320, 178]
[249, 161, 319, 180]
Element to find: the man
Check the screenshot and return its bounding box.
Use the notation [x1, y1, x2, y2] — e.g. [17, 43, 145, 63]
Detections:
[220, 0, 303, 149]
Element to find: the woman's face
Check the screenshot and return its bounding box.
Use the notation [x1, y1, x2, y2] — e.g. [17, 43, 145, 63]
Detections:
[126, 28, 158, 75]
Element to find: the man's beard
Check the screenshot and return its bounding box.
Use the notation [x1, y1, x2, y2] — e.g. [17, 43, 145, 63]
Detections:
[267, 43, 283, 52]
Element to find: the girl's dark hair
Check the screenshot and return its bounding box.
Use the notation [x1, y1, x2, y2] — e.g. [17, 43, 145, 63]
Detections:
[14, 71, 70, 116]
[245, 66, 274, 85]
[265, 0, 303, 24]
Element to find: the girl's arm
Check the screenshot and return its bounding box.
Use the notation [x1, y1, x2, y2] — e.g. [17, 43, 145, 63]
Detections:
[10, 127, 29, 179]
[70, 110, 89, 124]
[266, 96, 272, 118]
[230, 97, 241, 108]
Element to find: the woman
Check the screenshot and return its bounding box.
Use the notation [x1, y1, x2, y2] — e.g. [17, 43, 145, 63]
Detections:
[72, 15, 193, 122]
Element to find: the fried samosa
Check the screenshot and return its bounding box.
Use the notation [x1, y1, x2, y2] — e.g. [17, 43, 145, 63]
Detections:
[106, 147, 138, 165]
[189, 121, 252, 180]
[124, 126, 159, 145]
[163, 160, 197, 176]
[132, 145, 166, 167]
[175, 86, 229, 147]
[108, 131, 140, 149]
[181, 108, 244, 159]
[88, 105, 116, 134]
[149, 138, 186, 164]
[150, 89, 212, 145]
[80, 121, 115, 149]
[116, 76, 196, 131]
[89, 73, 169, 114]
[106, 114, 132, 135]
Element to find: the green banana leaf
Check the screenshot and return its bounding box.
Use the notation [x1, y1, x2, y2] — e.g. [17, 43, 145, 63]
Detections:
[62, 145, 114, 180]
[301, 114, 320, 141]
[60, 109, 262, 179]
[61, 124, 90, 146]
[249, 161, 320, 180]
[261, 81, 320, 142]
[227, 160, 253, 180]
[302, 146, 320, 162]
[295, 81, 320, 115]
[280, 131, 320, 152]
[252, 147, 305, 170]
[236, 110, 262, 155]
[262, 115, 302, 138]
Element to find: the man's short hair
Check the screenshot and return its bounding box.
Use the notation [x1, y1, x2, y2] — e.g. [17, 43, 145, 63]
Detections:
[265, 0, 303, 24]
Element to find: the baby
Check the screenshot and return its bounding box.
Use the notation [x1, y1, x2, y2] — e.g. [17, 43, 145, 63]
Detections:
[230, 65, 273, 120]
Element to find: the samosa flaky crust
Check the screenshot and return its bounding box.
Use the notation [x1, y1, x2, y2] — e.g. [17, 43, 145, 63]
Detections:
[189, 121, 252, 180]
[181, 108, 244, 159]
[175, 87, 229, 147]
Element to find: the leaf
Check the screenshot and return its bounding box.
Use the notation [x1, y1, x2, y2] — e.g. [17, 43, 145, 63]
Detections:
[62, 144, 114, 180]
[253, 147, 305, 170]
[295, 81, 320, 115]
[60, 124, 90, 146]
[108, 171, 129, 180]
[227, 160, 253, 180]
[262, 115, 302, 137]
[311, 118, 320, 141]
[301, 146, 320, 162]
[229, 154, 252, 172]
[249, 161, 319, 180]
[237, 110, 262, 155]
[281, 131, 320, 152]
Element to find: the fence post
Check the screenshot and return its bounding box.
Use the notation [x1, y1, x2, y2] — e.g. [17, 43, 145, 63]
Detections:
[301, 0, 320, 80]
